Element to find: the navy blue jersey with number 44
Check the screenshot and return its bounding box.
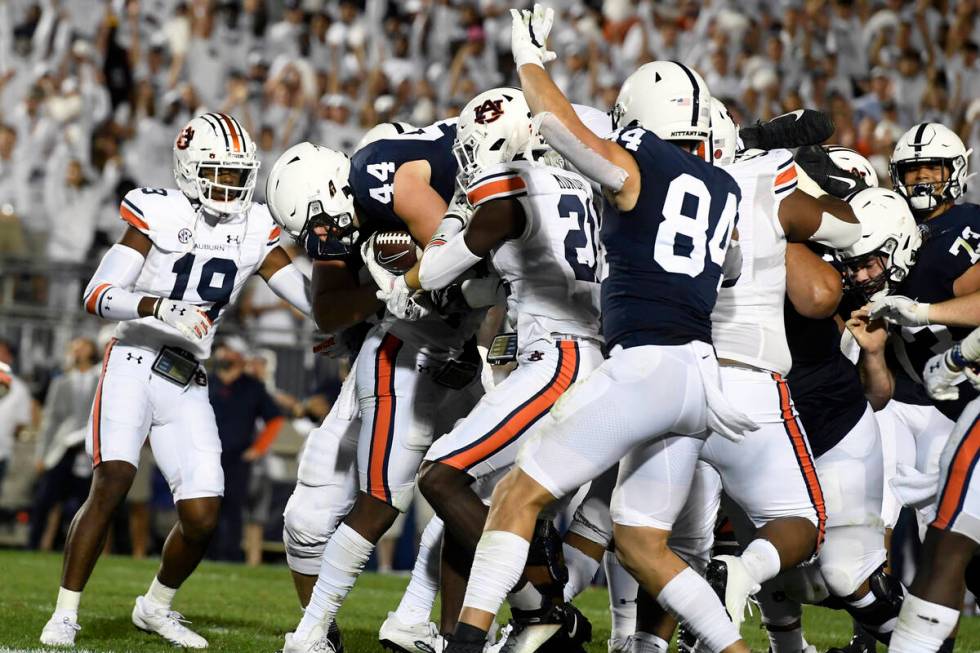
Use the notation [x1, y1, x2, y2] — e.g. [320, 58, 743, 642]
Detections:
[888, 202, 980, 419]
[349, 119, 458, 232]
[601, 127, 741, 349]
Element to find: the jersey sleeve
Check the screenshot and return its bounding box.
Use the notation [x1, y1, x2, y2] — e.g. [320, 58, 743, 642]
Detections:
[771, 150, 798, 197]
[119, 190, 151, 235]
[466, 165, 528, 208]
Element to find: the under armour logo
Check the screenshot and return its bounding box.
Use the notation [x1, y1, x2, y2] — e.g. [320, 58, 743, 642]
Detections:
[226, 235, 240, 244]
[527, 351, 544, 362]
[126, 353, 144, 364]
[170, 305, 187, 316]
[474, 99, 505, 124]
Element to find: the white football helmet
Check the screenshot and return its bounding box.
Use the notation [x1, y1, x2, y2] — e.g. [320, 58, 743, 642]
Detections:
[890, 122, 973, 213]
[709, 97, 738, 165]
[825, 145, 879, 187]
[265, 142, 358, 246]
[837, 187, 921, 301]
[173, 113, 259, 216]
[612, 61, 712, 151]
[355, 121, 416, 152]
[453, 87, 544, 188]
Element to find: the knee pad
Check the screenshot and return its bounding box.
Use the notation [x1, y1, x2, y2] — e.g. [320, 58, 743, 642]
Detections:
[282, 483, 355, 575]
[819, 525, 887, 598]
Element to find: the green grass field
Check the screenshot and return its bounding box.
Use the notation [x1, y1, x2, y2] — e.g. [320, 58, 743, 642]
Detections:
[1, 550, 979, 652]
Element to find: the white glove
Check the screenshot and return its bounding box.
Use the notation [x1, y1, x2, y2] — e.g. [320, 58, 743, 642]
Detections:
[889, 463, 939, 513]
[360, 235, 398, 293]
[867, 295, 931, 326]
[383, 275, 430, 321]
[510, 4, 556, 69]
[153, 298, 212, 340]
[446, 188, 474, 226]
[922, 350, 964, 401]
[964, 364, 980, 390]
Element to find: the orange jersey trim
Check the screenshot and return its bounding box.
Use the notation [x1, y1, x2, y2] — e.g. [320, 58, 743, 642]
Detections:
[120, 204, 150, 232]
[467, 175, 527, 207]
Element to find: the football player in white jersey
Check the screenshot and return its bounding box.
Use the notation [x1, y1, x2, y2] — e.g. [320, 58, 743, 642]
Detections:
[39, 113, 312, 649]
[404, 88, 603, 645]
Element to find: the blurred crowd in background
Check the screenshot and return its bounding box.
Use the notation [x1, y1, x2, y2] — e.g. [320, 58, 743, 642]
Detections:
[0, 0, 978, 569]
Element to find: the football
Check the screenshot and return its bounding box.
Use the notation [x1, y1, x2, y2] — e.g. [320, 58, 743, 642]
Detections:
[374, 230, 421, 274]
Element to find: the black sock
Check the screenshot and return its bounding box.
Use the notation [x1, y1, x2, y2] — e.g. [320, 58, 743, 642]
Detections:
[453, 623, 488, 644]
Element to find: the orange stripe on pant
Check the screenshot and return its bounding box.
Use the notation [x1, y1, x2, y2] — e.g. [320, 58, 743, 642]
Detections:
[437, 341, 580, 471]
[91, 339, 117, 466]
[933, 414, 980, 530]
[367, 334, 403, 504]
[772, 373, 827, 549]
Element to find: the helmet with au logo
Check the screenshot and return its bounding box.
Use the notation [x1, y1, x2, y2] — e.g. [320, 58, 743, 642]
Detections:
[173, 113, 260, 217]
[453, 87, 546, 189]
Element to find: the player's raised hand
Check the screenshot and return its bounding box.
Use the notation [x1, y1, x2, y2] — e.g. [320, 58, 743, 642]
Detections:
[152, 298, 213, 340]
[510, 4, 556, 69]
[867, 295, 931, 326]
[922, 350, 963, 401]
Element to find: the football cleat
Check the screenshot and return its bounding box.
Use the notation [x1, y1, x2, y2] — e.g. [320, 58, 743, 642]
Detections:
[498, 602, 591, 653]
[282, 622, 338, 653]
[131, 595, 207, 648]
[379, 611, 444, 652]
[40, 612, 81, 646]
[706, 555, 761, 635]
[825, 632, 876, 653]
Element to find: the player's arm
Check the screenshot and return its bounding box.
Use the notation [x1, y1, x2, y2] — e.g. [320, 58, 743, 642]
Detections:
[846, 306, 894, 410]
[417, 198, 525, 291]
[869, 267, 980, 328]
[785, 243, 842, 319]
[257, 245, 313, 316]
[777, 162, 860, 248]
[511, 7, 639, 210]
[391, 159, 450, 288]
[311, 259, 382, 333]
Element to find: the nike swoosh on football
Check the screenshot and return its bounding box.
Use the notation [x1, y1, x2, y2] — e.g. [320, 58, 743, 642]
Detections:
[827, 175, 857, 190]
[378, 251, 410, 265]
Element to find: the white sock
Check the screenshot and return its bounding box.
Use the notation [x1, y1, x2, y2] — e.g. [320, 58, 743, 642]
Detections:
[507, 582, 545, 611]
[394, 516, 442, 626]
[888, 594, 959, 653]
[740, 538, 782, 586]
[632, 631, 669, 652]
[605, 551, 638, 642]
[846, 591, 875, 609]
[656, 567, 741, 652]
[144, 577, 177, 611]
[297, 523, 374, 638]
[563, 543, 601, 601]
[55, 587, 81, 617]
[463, 530, 529, 615]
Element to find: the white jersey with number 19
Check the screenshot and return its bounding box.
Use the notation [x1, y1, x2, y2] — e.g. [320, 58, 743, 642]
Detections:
[106, 187, 282, 359]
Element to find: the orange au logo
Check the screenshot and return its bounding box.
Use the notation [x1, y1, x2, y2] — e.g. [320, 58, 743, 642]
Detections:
[474, 99, 505, 124]
[175, 126, 195, 150]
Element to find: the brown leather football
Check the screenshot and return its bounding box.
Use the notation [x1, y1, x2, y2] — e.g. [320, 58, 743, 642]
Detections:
[374, 230, 421, 273]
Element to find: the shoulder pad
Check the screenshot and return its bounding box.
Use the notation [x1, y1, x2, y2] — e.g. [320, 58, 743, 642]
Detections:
[466, 163, 529, 208]
[246, 202, 281, 246]
[120, 188, 195, 248]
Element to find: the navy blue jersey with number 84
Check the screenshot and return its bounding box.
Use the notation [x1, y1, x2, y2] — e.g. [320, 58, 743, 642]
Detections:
[601, 127, 741, 349]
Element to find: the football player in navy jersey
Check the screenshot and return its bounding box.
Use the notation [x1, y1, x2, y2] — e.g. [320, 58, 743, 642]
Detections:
[840, 123, 978, 653]
[443, 6, 860, 653]
[264, 125, 497, 652]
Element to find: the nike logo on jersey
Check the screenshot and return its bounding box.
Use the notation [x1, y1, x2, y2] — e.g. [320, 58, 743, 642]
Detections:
[827, 175, 857, 190]
[378, 250, 410, 265]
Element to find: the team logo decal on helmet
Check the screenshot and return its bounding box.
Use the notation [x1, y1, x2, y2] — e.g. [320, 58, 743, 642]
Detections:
[175, 126, 195, 150]
[474, 99, 505, 124]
